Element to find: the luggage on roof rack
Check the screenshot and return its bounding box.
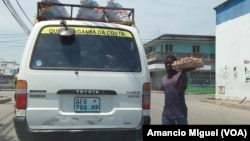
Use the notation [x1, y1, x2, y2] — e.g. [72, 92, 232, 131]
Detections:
[36, 2, 135, 26]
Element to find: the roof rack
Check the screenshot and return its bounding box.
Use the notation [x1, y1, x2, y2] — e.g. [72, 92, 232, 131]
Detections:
[36, 2, 135, 26]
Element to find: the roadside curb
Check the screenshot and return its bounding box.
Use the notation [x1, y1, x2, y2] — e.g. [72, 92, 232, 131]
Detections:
[151, 90, 250, 111]
[200, 98, 250, 111]
[0, 89, 15, 91]
[151, 90, 164, 94]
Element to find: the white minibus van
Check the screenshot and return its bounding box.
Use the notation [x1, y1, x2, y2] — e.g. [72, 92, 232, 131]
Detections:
[14, 2, 150, 141]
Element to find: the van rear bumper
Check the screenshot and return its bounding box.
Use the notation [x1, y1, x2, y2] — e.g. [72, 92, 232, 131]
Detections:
[143, 115, 151, 125]
[14, 117, 33, 141]
[14, 116, 147, 141]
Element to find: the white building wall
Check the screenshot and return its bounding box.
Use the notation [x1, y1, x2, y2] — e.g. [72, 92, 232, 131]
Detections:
[216, 13, 250, 101]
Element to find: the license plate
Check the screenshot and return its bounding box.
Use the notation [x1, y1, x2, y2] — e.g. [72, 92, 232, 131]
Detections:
[74, 97, 100, 112]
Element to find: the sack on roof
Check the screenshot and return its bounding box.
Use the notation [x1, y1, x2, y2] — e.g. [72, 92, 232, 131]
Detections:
[76, 0, 104, 20]
[105, 0, 129, 21]
[40, 0, 69, 17]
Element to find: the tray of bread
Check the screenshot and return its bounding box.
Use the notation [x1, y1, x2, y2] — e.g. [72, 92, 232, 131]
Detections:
[172, 57, 204, 71]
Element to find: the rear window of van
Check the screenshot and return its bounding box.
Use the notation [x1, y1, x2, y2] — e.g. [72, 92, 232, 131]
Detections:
[30, 26, 141, 72]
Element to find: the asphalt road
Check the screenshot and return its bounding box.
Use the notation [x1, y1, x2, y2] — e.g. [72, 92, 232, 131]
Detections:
[151, 92, 250, 124]
[1, 91, 250, 141]
[0, 91, 17, 141]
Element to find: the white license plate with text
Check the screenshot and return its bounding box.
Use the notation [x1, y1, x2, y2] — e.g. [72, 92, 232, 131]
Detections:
[74, 97, 100, 112]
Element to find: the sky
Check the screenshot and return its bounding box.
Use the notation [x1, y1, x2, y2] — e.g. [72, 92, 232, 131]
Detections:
[0, 0, 226, 63]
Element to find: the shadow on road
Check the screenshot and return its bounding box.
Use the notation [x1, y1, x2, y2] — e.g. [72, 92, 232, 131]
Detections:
[0, 136, 16, 141]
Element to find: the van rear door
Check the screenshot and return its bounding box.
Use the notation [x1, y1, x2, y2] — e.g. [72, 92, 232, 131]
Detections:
[25, 25, 148, 130]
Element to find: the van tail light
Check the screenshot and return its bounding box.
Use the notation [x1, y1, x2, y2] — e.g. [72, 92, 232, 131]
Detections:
[15, 80, 27, 109]
[142, 82, 151, 109]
